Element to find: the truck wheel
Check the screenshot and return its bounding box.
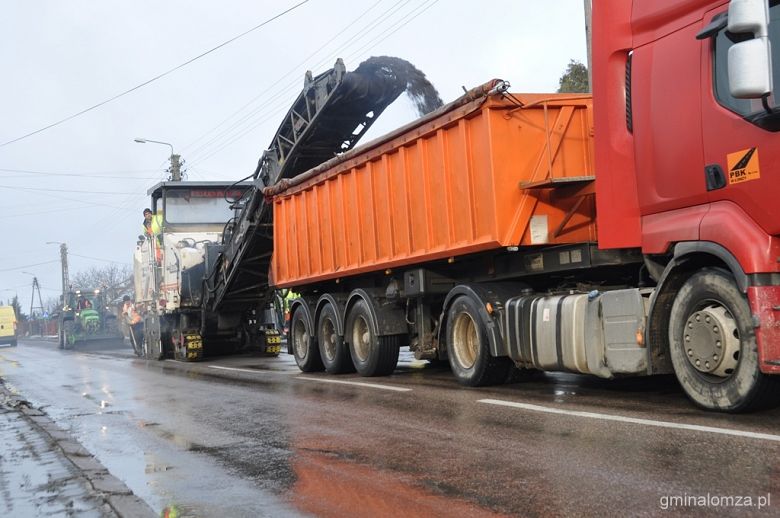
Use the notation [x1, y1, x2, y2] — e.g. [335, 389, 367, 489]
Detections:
[318, 303, 353, 374]
[62, 321, 76, 350]
[669, 268, 780, 412]
[291, 308, 323, 372]
[446, 296, 512, 387]
[346, 300, 399, 376]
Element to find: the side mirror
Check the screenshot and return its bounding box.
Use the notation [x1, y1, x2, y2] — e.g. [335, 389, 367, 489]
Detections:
[729, 0, 769, 36]
[728, 38, 773, 98]
[727, 0, 773, 99]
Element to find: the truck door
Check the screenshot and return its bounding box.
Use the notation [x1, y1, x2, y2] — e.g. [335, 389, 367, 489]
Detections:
[700, 3, 780, 240]
[631, 2, 710, 220]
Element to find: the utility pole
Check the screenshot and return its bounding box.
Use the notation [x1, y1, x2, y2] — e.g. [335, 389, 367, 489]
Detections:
[584, 0, 592, 92]
[169, 153, 182, 182]
[29, 277, 44, 336]
[59, 243, 69, 295]
[29, 277, 44, 317]
[134, 138, 183, 181]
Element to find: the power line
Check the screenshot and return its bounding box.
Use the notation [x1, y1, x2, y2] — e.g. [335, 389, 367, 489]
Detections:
[0, 260, 58, 273]
[0, 185, 136, 211]
[76, 0, 374, 237]
[343, 0, 440, 64]
[187, 1, 415, 164]
[3, 204, 94, 219]
[191, 0, 440, 165]
[180, 0, 388, 158]
[0, 0, 311, 148]
[187, 1, 414, 162]
[0, 184, 138, 195]
[188, 0, 440, 165]
[0, 167, 159, 179]
[70, 253, 131, 265]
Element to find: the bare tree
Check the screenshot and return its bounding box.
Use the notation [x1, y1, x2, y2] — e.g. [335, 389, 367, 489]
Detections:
[70, 264, 133, 302]
[43, 296, 60, 315]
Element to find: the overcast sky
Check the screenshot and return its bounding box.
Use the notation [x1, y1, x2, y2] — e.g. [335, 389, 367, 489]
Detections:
[0, 0, 586, 313]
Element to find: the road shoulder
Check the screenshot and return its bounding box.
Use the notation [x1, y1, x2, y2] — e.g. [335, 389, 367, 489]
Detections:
[0, 381, 155, 518]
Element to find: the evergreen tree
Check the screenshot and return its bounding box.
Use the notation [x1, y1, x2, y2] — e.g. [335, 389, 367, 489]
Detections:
[9, 295, 26, 321]
[558, 60, 589, 93]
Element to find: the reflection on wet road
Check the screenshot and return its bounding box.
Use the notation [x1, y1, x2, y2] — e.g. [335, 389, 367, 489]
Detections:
[1, 339, 779, 517]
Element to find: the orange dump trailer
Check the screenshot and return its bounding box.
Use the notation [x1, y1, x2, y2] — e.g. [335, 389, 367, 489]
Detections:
[275, 84, 647, 396]
[268, 0, 780, 413]
[271, 91, 596, 288]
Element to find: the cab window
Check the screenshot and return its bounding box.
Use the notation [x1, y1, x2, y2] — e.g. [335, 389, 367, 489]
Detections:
[164, 189, 241, 225]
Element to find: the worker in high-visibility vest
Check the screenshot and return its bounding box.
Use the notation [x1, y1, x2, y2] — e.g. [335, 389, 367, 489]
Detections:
[122, 295, 143, 355]
[141, 208, 163, 263]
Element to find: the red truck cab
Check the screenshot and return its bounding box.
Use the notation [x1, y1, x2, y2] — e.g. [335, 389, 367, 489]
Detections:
[594, 0, 780, 409]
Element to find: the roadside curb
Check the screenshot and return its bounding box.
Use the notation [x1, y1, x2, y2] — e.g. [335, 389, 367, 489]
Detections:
[0, 383, 156, 518]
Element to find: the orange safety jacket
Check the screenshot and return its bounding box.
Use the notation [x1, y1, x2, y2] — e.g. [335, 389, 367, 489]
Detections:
[123, 302, 142, 325]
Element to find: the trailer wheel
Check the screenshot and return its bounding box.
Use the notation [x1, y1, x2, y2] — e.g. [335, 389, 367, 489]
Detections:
[318, 303, 353, 374]
[346, 300, 399, 376]
[669, 269, 780, 412]
[446, 296, 512, 387]
[291, 308, 323, 372]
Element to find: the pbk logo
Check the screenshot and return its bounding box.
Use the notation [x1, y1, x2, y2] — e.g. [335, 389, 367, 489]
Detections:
[726, 147, 761, 185]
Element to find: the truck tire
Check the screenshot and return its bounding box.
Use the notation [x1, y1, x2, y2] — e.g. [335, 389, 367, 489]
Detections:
[346, 300, 399, 376]
[669, 268, 780, 412]
[318, 303, 353, 374]
[62, 321, 76, 350]
[446, 296, 512, 387]
[291, 308, 323, 372]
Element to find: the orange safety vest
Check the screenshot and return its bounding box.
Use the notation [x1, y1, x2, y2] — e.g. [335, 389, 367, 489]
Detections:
[123, 302, 142, 325]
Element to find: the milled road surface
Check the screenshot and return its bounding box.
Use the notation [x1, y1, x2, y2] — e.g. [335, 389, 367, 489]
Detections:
[1, 338, 779, 517]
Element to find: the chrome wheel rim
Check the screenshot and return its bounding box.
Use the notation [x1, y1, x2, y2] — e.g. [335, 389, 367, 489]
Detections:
[351, 315, 370, 362]
[451, 312, 479, 369]
[683, 302, 740, 378]
[293, 318, 309, 359]
[321, 315, 337, 361]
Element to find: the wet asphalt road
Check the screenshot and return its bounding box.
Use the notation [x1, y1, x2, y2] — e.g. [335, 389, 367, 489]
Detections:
[1, 338, 779, 517]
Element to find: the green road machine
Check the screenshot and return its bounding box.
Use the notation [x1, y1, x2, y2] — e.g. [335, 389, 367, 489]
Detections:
[57, 289, 123, 349]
